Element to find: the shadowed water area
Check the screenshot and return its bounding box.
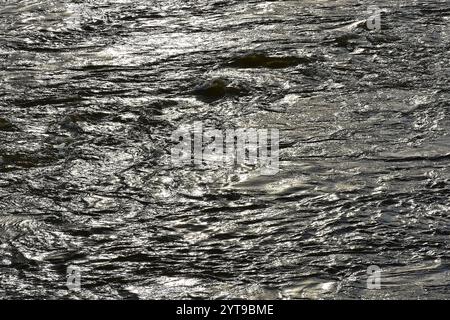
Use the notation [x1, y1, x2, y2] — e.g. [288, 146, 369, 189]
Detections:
[0, 0, 449, 299]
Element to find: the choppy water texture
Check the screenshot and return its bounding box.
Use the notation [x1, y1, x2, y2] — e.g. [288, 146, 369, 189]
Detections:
[0, 0, 449, 299]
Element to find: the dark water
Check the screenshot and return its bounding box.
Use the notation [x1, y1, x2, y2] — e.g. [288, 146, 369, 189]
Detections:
[0, 0, 449, 299]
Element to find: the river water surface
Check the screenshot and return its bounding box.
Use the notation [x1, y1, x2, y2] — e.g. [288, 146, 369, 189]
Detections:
[0, 0, 449, 299]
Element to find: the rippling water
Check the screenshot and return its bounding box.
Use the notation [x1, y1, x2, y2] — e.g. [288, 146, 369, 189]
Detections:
[0, 0, 449, 299]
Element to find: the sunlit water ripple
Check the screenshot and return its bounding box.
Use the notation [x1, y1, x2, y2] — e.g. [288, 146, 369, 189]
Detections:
[0, 0, 449, 299]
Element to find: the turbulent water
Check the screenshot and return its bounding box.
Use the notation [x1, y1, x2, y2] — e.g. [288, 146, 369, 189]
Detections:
[0, 0, 449, 299]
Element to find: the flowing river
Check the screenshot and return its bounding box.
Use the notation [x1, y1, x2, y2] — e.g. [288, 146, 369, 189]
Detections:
[0, 0, 449, 299]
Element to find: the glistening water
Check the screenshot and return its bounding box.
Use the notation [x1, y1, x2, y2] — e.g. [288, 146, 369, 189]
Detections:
[0, 0, 449, 299]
